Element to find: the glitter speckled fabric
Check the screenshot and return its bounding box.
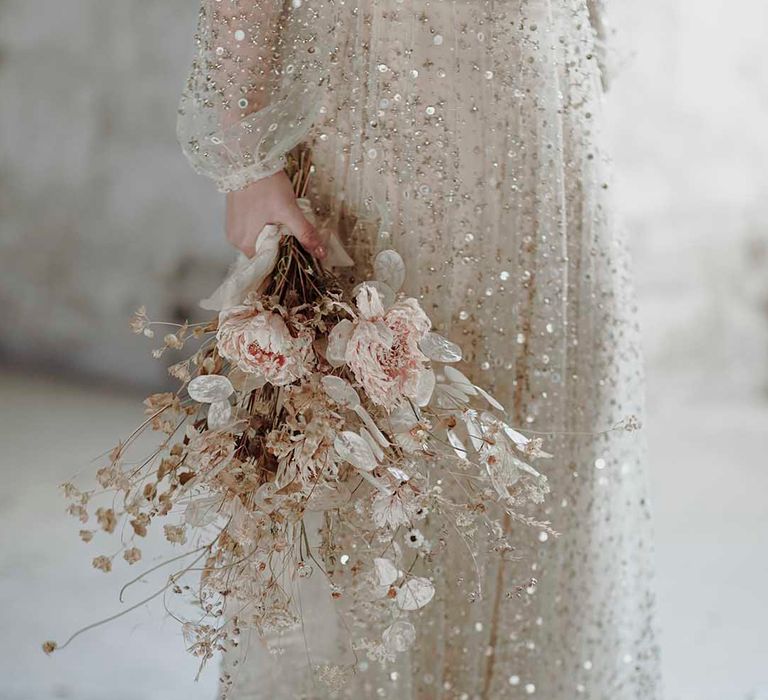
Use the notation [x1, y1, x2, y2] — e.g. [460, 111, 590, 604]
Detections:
[178, 1, 662, 698]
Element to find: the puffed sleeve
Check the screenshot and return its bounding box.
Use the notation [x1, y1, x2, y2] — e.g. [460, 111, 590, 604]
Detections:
[177, 0, 334, 193]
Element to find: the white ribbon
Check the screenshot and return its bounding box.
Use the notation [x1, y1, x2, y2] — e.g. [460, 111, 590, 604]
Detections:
[200, 198, 354, 311]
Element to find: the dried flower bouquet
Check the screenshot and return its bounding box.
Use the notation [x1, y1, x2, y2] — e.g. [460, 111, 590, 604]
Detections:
[46, 150, 552, 687]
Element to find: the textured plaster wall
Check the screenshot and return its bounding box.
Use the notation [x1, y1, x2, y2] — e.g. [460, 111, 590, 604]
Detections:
[0, 1, 226, 386]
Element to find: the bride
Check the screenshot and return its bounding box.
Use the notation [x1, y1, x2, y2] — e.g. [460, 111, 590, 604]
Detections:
[176, 0, 661, 697]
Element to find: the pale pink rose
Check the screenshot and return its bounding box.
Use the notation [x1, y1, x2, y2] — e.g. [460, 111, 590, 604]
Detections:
[345, 286, 432, 409]
[216, 306, 313, 386]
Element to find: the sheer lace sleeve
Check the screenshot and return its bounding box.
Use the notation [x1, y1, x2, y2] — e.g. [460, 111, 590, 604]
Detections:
[177, 0, 335, 193]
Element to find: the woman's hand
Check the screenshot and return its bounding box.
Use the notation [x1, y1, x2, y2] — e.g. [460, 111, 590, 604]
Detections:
[225, 170, 327, 259]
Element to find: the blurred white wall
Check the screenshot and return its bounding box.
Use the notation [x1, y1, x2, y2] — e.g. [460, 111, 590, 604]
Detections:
[607, 0, 768, 398]
[0, 1, 226, 386]
[605, 3, 768, 698]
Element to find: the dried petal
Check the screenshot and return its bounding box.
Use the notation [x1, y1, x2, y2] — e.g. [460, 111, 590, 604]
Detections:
[207, 399, 232, 429]
[326, 319, 353, 367]
[304, 482, 352, 511]
[353, 282, 396, 314]
[188, 374, 234, 403]
[446, 430, 469, 460]
[436, 383, 472, 405]
[354, 406, 390, 447]
[373, 250, 406, 292]
[475, 385, 505, 411]
[373, 557, 400, 586]
[419, 332, 462, 362]
[501, 423, 529, 449]
[387, 466, 411, 482]
[396, 576, 435, 610]
[321, 375, 360, 408]
[382, 620, 416, 653]
[359, 427, 385, 462]
[185, 496, 224, 527]
[463, 411, 485, 451]
[443, 366, 478, 395]
[414, 368, 436, 406]
[333, 431, 379, 472]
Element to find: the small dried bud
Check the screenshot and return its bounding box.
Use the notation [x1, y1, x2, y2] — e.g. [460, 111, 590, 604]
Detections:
[164, 333, 184, 350]
[178, 471, 196, 486]
[61, 482, 80, 500]
[92, 555, 112, 573]
[130, 306, 150, 335]
[123, 547, 142, 565]
[130, 513, 150, 537]
[164, 524, 187, 545]
[96, 507, 117, 534]
[79, 529, 94, 543]
[67, 504, 88, 523]
[169, 361, 192, 383]
[42, 641, 57, 655]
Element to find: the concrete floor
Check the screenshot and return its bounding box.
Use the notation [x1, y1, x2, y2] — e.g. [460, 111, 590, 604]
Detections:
[0, 368, 766, 700]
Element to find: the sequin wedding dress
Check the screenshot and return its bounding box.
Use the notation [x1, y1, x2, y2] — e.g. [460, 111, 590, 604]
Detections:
[177, 0, 661, 698]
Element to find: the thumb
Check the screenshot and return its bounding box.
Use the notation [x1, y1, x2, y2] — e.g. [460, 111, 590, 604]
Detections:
[281, 204, 326, 260]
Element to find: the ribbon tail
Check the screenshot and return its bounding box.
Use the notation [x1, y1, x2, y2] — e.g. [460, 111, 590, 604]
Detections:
[199, 224, 281, 311]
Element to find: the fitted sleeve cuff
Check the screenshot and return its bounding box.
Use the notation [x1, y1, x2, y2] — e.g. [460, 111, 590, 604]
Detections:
[214, 158, 287, 193]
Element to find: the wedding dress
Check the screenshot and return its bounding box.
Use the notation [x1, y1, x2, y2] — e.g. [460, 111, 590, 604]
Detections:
[177, 0, 661, 698]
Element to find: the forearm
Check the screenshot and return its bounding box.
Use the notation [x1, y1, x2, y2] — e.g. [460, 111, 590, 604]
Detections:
[205, 0, 285, 126]
[178, 0, 331, 192]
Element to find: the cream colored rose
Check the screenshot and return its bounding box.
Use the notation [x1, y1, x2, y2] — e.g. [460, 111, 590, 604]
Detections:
[216, 305, 313, 386]
[338, 286, 433, 409]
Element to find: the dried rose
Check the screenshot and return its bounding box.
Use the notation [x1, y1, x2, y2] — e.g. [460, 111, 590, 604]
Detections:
[341, 285, 432, 409]
[216, 306, 313, 386]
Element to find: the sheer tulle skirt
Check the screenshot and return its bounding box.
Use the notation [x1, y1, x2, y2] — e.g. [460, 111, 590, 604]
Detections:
[222, 1, 661, 697]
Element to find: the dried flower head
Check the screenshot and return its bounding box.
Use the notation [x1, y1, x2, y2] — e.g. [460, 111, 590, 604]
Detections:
[92, 555, 112, 573]
[123, 547, 142, 565]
